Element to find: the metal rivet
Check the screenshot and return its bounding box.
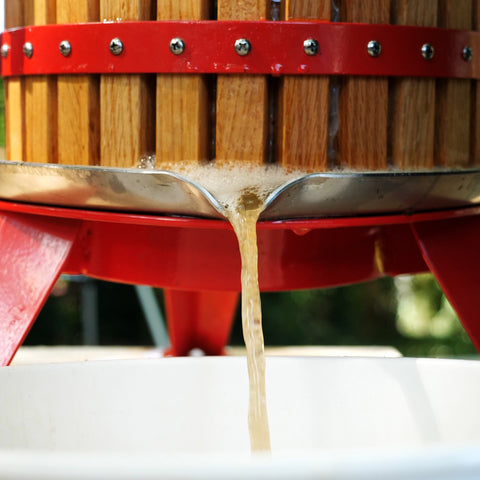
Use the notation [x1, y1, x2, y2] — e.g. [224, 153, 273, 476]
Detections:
[367, 40, 381, 57]
[234, 38, 251, 56]
[421, 43, 434, 60]
[1, 44, 9, 58]
[303, 38, 319, 56]
[59, 40, 72, 57]
[169, 37, 185, 55]
[23, 42, 33, 59]
[463, 45, 473, 62]
[109, 38, 123, 56]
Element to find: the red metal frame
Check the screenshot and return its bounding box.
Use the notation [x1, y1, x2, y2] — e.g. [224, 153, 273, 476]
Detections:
[164, 289, 239, 356]
[1, 21, 479, 78]
[411, 217, 480, 353]
[0, 211, 79, 365]
[2, 199, 480, 363]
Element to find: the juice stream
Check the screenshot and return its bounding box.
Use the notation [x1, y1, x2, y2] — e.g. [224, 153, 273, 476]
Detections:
[225, 191, 271, 453]
[149, 161, 305, 453]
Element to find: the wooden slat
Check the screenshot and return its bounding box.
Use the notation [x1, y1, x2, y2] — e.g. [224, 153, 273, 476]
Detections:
[471, 1, 480, 166]
[156, 1, 210, 165]
[57, 0, 99, 166]
[4, 2, 23, 27]
[390, 0, 437, 169]
[4, 1, 25, 161]
[24, 0, 57, 163]
[276, 1, 330, 172]
[99, 1, 155, 168]
[215, 0, 268, 166]
[435, 0, 472, 167]
[336, 0, 390, 170]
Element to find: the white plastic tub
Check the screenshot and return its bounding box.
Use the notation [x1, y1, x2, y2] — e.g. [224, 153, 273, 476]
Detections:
[1, 356, 480, 479]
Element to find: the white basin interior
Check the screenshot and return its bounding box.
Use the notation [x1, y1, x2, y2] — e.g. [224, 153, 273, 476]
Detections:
[1, 356, 480, 479]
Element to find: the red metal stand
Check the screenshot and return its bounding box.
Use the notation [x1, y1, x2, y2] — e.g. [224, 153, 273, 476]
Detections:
[1, 199, 480, 365]
[164, 289, 239, 356]
[412, 215, 480, 352]
[0, 211, 79, 366]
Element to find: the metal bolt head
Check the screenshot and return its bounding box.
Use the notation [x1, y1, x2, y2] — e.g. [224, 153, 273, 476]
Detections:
[367, 40, 381, 57]
[463, 45, 473, 62]
[421, 43, 434, 60]
[23, 42, 33, 59]
[234, 38, 251, 56]
[303, 38, 319, 56]
[1, 44, 9, 58]
[169, 37, 185, 55]
[109, 38, 123, 56]
[59, 40, 72, 57]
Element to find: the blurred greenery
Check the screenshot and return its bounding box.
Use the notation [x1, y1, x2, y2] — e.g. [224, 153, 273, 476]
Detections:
[24, 281, 153, 347]
[25, 274, 478, 358]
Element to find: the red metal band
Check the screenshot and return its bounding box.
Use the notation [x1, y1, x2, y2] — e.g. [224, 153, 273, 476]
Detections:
[2, 198, 480, 230]
[1, 21, 479, 79]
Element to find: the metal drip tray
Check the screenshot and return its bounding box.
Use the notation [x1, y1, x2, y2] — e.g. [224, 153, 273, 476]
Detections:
[263, 169, 480, 220]
[1, 160, 480, 221]
[0, 160, 223, 219]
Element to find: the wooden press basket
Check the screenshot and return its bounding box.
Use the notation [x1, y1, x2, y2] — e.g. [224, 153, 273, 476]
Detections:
[3, 0, 480, 172]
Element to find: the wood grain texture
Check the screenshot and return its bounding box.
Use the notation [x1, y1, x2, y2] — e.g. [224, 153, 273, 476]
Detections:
[389, 0, 437, 169]
[217, 0, 267, 19]
[215, 0, 269, 165]
[157, 0, 209, 19]
[100, 1, 155, 167]
[283, 0, 330, 19]
[24, 0, 57, 163]
[435, 0, 472, 167]
[471, 0, 480, 166]
[156, 0, 210, 164]
[276, 1, 330, 171]
[57, 0, 99, 166]
[24, 0, 56, 24]
[336, 0, 389, 170]
[4, 1, 25, 161]
[100, 1, 154, 21]
[338, 0, 389, 23]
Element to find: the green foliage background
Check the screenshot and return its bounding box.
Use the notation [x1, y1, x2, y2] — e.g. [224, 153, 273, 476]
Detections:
[24, 275, 478, 358]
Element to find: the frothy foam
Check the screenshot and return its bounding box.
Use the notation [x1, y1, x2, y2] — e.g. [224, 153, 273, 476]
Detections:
[140, 157, 307, 212]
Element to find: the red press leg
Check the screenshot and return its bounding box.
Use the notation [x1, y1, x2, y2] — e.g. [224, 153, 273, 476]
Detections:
[0, 212, 79, 365]
[411, 214, 480, 352]
[163, 289, 239, 356]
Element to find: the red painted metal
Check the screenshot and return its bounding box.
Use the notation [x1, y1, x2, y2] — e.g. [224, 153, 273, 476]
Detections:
[60, 217, 428, 291]
[2, 200, 480, 362]
[0, 211, 79, 366]
[164, 289, 239, 356]
[2, 199, 480, 230]
[411, 216, 480, 352]
[1, 21, 479, 78]
[0, 199, 467, 291]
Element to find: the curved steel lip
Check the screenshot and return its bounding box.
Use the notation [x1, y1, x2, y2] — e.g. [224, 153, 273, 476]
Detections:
[263, 168, 480, 220]
[0, 160, 224, 219]
[1, 160, 480, 221]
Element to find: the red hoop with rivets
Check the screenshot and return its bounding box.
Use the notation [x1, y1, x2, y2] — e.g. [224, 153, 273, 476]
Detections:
[1, 21, 479, 78]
